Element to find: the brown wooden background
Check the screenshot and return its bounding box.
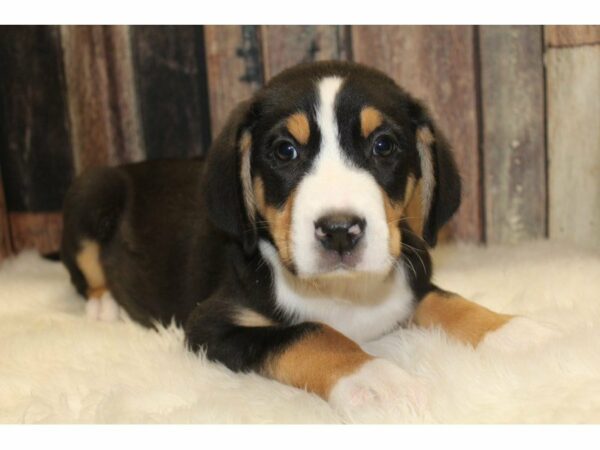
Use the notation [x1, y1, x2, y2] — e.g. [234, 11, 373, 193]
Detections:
[1, 25, 599, 262]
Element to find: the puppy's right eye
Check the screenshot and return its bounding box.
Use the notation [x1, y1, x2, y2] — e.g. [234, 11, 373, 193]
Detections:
[275, 142, 298, 162]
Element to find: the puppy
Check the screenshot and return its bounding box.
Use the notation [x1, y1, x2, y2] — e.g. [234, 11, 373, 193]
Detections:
[61, 61, 536, 415]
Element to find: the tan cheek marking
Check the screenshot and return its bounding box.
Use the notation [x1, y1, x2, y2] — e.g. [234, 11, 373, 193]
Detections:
[360, 106, 383, 138]
[286, 112, 310, 145]
[380, 188, 404, 258]
[76, 240, 106, 295]
[234, 308, 275, 327]
[405, 180, 424, 237]
[265, 325, 373, 400]
[254, 177, 296, 266]
[239, 131, 255, 222]
[413, 291, 513, 347]
[416, 126, 435, 221]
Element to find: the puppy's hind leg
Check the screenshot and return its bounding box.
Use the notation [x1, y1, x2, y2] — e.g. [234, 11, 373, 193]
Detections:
[61, 167, 127, 322]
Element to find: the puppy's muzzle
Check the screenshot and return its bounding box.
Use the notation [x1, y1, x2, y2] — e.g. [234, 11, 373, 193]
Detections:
[314, 214, 366, 255]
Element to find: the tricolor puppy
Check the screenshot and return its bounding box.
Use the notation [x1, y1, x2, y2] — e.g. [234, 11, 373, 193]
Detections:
[61, 61, 530, 414]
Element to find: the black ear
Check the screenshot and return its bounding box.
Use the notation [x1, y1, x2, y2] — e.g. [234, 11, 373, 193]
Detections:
[412, 106, 462, 247]
[204, 100, 258, 254]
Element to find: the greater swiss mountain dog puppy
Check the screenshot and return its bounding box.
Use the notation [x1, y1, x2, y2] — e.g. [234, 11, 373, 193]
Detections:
[61, 61, 542, 414]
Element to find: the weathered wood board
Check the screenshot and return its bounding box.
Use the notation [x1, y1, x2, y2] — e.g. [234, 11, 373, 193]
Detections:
[131, 26, 212, 159]
[8, 212, 63, 255]
[545, 25, 600, 48]
[204, 25, 264, 136]
[479, 26, 546, 243]
[61, 25, 144, 172]
[261, 25, 350, 80]
[0, 26, 74, 255]
[352, 25, 482, 242]
[0, 169, 12, 261]
[547, 45, 600, 249]
[0, 26, 74, 212]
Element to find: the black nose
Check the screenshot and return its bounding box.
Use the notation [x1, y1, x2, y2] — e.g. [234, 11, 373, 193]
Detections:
[314, 214, 366, 254]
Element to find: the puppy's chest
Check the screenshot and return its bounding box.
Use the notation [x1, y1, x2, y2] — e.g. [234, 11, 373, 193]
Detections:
[270, 268, 416, 343]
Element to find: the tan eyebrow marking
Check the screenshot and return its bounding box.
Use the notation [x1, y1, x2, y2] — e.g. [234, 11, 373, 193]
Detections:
[285, 112, 310, 145]
[360, 106, 384, 138]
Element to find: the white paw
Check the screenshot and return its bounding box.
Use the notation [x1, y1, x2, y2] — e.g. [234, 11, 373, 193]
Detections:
[85, 291, 122, 322]
[328, 358, 428, 422]
[480, 316, 561, 352]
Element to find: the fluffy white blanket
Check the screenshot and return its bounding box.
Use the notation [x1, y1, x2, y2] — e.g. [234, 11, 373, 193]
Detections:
[1, 241, 600, 423]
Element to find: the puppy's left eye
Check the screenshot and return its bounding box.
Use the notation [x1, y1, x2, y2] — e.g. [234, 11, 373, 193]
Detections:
[372, 135, 396, 157]
[275, 142, 298, 162]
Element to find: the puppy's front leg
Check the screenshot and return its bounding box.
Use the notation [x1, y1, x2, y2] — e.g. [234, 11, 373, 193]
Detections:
[413, 288, 559, 350]
[413, 289, 512, 347]
[185, 298, 426, 415]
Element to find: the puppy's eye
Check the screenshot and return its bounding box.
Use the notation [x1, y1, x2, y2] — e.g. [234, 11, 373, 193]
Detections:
[372, 135, 396, 157]
[275, 142, 298, 162]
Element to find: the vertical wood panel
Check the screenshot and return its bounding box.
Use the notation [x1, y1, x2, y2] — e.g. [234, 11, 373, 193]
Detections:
[545, 25, 600, 48]
[547, 45, 600, 249]
[261, 26, 351, 80]
[7, 213, 63, 255]
[204, 25, 264, 136]
[61, 25, 144, 172]
[131, 26, 211, 159]
[0, 168, 12, 261]
[0, 26, 74, 254]
[479, 26, 546, 243]
[352, 26, 482, 242]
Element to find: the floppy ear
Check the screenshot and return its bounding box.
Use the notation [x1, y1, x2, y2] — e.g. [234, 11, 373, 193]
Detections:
[412, 106, 462, 247]
[204, 100, 258, 254]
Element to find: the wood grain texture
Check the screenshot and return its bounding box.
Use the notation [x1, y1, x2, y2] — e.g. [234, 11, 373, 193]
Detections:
[352, 26, 482, 242]
[547, 45, 600, 249]
[0, 168, 12, 261]
[8, 212, 63, 255]
[545, 25, 600, 48]
[0, 26, 74, 213]
[261, 25, 351, 80]
[479, 26, 546, 243]
[204, 25, 264, 136]
[61, 25, 144, 172]
[131, 26, 211, 159]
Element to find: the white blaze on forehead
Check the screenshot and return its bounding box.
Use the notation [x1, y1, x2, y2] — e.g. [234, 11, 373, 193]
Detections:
[289, 76, 393, 277]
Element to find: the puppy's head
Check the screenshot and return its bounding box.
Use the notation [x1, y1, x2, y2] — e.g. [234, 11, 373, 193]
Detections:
[205, 61, 461, 279]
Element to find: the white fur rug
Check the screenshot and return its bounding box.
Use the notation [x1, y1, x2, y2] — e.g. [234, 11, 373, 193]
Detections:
[1, 241, 600, 423]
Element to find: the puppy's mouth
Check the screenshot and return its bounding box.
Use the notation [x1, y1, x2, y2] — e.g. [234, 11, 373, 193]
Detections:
[315, 244, 365, 274]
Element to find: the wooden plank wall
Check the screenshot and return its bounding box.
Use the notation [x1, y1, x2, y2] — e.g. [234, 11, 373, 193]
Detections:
[545, 26, 600, 250]
[479, 26, 546, 243]
[0, 26, 74, 255]
[1, 25, 599, 259]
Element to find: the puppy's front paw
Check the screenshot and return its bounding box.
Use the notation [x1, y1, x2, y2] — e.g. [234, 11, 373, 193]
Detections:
[85, 291, 122, 322]
[328, 358, 428, 422]
[480, 316, 561, 352]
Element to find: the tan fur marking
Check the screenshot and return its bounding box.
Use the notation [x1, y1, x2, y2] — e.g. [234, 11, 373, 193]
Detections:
[379, 188, 404, 258]
[76, 240, 106, 292]
[286, 112, 310, 145]
[416, 126, 435, 222]
[405, 181, 424, 236]
[265, 325, 373, 399]
[87, 287, 107, 299]
[254, 177, 295, 266]
[239, 131, 255, 222]
[234, 308, 275, 328]
[417, 126, 434, 147]
[360, 106, 383, 138]
[413, 291, 513, 346]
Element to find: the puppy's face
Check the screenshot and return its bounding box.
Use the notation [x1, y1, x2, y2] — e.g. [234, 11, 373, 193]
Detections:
[207, 62, 460, 280]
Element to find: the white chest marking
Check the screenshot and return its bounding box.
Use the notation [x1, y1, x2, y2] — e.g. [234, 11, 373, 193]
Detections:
[259, 241, 415, 343]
